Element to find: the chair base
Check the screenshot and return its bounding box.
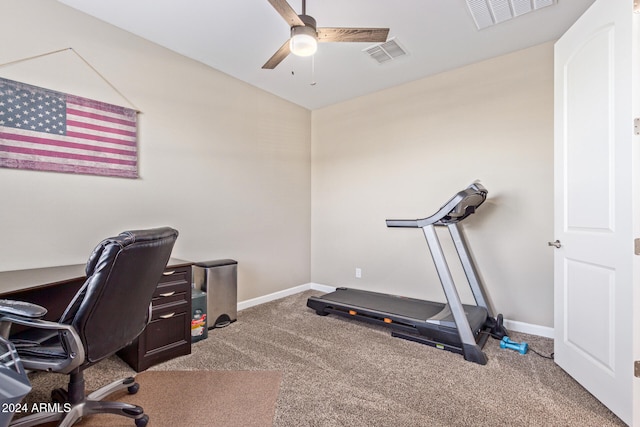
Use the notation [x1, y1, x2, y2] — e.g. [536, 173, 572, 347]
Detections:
[10, 376, 148, 427]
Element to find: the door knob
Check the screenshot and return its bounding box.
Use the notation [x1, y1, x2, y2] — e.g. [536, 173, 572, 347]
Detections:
[548, 240, 562, 248]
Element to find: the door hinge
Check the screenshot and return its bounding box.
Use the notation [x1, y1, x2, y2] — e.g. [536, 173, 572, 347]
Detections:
[635, 239, 640, 255]
[635, 118, 640, 135]
[636, 361, 640, 378]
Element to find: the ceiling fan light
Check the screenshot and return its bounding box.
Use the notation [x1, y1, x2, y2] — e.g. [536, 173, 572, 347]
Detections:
[290, 26, 318, 57]
[290, 34, 317, 56]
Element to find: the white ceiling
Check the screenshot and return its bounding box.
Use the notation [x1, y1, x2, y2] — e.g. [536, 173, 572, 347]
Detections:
[57, 0, 595, 110]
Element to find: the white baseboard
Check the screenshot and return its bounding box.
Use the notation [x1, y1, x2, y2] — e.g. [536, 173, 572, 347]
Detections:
[503, 319, 554, 339]
[309, 282, 336, 293]
[237, 282, 333, 310]
[238, 282, 555, 339]
[237, 283, 313, 311]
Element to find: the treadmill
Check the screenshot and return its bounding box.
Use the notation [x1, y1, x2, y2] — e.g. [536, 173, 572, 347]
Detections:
[306, 183, 506, 365]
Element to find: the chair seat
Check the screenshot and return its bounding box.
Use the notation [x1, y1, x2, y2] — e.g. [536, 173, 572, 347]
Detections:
[11, 329, 68, 360]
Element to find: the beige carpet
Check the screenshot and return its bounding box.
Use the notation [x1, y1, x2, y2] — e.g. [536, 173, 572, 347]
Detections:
[18, 290, 625, 426]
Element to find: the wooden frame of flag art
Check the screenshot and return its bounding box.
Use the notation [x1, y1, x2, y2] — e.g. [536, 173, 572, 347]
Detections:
[0, 77, 138, 178]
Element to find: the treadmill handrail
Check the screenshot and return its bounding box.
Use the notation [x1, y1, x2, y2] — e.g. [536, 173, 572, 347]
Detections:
[385, 219, 419, 228]
[386, 183, 487, 228]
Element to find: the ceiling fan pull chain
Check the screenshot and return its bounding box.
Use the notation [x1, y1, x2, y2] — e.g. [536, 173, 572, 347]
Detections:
[311, 55, 316, 86]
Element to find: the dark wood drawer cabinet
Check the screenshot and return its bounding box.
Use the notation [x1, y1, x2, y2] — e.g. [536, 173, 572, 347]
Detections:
[118, 262, 192, 372]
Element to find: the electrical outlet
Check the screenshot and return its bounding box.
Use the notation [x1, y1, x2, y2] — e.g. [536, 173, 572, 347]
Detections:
[355, 268, 362, 278]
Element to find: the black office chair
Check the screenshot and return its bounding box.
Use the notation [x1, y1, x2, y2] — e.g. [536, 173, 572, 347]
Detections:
[0, 227, 179, 427]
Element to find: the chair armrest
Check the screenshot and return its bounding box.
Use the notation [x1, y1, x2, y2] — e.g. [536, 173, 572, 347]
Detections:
[0, 299, 47, 319]
[0, 313, 85, 374]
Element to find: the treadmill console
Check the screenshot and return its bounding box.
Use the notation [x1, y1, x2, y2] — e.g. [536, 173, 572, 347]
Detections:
[437, 183, 487, 224]
[386, 183, 487, 228]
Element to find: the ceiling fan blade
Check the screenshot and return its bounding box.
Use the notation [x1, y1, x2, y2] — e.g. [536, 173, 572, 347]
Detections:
[267, 0, 305, 27]
[317, 28, 389, 43]
[262, 39, 291, 69]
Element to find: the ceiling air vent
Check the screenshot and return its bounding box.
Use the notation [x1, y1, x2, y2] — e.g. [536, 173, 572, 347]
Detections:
[466, 0, 556, 30]
[364, 38, 407, 64]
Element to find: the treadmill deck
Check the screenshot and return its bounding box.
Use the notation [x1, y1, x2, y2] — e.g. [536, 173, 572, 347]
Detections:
[312, 287, 487, 330]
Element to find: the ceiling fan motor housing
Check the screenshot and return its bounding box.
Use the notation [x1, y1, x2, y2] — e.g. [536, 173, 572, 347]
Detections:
[291, 14, 317, 37]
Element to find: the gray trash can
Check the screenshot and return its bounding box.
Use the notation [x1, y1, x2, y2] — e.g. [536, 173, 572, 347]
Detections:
[193, 259, 237, 329]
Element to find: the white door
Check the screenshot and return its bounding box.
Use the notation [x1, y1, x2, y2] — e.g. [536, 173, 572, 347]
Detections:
[553, 0, 639, 424]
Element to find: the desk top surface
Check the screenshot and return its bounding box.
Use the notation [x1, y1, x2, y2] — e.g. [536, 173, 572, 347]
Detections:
[0, 258, 191, 295]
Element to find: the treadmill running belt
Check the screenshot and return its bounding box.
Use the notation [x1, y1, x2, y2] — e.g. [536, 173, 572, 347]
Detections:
[317, 288, 445, 321]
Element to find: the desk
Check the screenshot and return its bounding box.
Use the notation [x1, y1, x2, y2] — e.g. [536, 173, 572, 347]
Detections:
[0, 258, 190, 295]
[0, 264, 90, 328]
[0, 258, 193, 372]
[0, 264, 87, 295]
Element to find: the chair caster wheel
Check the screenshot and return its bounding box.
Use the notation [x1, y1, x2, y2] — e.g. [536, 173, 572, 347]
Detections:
[135, 415, 149, 427]
[51, 388, 69, 404]
[127, 383, 140, 395]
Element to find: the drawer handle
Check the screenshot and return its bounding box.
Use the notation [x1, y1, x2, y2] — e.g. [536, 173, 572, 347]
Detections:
[159, 291, 176, 297]
[159, 312, 175, 319]
[162, 270, 176, 276]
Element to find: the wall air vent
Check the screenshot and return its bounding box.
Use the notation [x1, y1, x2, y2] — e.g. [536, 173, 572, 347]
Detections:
[466, 0, 556, 30]
[364, 38, 407, 64]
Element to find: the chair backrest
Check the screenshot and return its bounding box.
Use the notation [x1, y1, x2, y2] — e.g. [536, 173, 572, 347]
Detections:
[59, 227, 178, 363]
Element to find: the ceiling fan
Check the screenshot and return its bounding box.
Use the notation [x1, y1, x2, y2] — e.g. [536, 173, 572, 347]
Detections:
[263, 0, 390, 69]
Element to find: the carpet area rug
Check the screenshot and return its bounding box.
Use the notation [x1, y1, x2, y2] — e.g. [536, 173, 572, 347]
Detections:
[73, 370, 282, 427]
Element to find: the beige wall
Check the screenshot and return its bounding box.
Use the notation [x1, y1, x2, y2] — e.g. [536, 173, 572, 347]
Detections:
[311, 43, 554, 327]
[0, 0, 311, 302]
[0, 0, 555, 328]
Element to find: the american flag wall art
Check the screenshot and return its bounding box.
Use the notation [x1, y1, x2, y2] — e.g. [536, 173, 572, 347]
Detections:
[0, 77, 138, 178]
